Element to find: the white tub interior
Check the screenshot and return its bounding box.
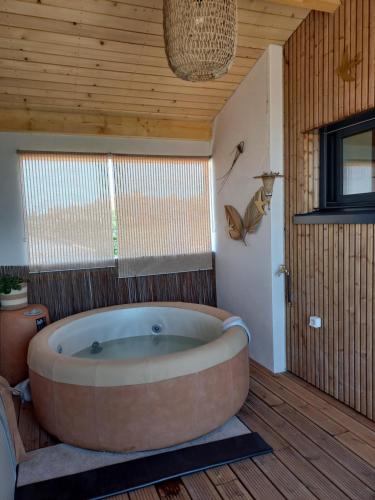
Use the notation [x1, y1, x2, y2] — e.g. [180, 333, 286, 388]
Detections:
[48, 307, 224, 356]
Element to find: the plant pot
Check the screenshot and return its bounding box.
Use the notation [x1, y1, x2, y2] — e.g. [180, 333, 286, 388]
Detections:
[0, 283, 28, 311]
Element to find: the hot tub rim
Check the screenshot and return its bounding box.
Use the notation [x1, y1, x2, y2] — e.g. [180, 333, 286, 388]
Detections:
[28, 302, 249, 387]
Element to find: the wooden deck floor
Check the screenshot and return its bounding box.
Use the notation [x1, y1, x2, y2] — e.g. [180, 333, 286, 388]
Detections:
[16, 361, 375, 499]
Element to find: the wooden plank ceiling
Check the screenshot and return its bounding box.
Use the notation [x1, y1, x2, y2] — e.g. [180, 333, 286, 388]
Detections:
[0, 0, 312, 135]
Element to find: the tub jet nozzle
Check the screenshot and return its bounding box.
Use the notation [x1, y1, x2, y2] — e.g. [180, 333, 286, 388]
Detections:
[151, 324, 162, 335]
[90, 341, 103, 354]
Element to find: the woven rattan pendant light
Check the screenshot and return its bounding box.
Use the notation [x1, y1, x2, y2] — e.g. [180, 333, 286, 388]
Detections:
[163, 0, 237, 82]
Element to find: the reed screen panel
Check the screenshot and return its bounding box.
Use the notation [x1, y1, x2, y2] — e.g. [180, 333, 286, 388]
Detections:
[113, 155, 212, 277]
[20, 152, 115, 272]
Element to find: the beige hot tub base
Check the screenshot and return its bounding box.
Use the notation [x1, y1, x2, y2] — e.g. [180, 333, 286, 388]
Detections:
[30, 347, 249, 452]
[28, 303, 250, 452]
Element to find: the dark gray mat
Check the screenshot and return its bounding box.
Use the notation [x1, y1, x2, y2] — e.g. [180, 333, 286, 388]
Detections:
[16, 417, 272, 500]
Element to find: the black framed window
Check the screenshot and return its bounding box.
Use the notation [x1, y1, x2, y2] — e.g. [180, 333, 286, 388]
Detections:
[320, 108, 375, 210]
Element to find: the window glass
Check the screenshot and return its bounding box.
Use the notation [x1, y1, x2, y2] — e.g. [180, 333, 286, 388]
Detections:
[320, 109, 375, 210]
[343, 130, 375, 195]
[113, 155, 213, 277]
[20, 153, 115, 272]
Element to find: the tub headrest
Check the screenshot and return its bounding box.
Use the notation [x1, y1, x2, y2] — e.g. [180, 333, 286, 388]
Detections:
[222, 316, 251, 343]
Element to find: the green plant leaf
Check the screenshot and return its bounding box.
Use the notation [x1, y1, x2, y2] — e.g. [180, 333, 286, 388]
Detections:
[0, 275, 24, 294]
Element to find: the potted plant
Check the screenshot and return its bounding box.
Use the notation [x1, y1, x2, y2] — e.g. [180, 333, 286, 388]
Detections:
[0, 276, 28, 310]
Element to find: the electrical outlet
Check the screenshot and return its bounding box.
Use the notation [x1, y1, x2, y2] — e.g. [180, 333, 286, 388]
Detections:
[309, 316, 322, 328]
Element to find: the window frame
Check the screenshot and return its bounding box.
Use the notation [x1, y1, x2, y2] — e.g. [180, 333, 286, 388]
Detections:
[320, 108, 375, 210]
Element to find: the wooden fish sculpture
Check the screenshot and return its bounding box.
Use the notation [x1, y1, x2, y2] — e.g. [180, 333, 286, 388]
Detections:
[336, 48, 362, 82]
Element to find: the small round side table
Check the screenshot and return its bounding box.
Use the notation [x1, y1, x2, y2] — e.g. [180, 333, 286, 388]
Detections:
[0, 305, 50, 386]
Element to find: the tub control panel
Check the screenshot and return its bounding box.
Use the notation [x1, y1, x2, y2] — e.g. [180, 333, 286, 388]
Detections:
[36, 316, 48, 331]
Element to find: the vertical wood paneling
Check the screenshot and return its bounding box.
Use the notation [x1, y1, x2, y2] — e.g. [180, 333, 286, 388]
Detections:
[337, 224, 344, 400]
[284, 0, 375, 420]
[349, 225, 356, 408]
[354, 225, 361, 412]
[367, 225, 373, 419]
[369, 1, 375, 108]
[313, 225, 320, 387]
[284, 39, 291, 372]
[318, 224, 324, 390]
[343, 224, 350, 405]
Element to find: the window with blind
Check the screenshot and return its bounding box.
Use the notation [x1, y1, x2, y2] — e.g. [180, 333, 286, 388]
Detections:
[20, 153, 115, 273]
[113, 155, 212, 277]
[19, 153, 212, 277]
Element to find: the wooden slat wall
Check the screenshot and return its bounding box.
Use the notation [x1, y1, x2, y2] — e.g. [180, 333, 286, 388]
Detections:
[284, 0, 375, 420]
[0, 265, 216, 321]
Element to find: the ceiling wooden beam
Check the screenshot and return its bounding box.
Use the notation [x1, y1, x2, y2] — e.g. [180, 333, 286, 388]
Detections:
[0, 108, 212, 141]
[265, 0, 340, 13]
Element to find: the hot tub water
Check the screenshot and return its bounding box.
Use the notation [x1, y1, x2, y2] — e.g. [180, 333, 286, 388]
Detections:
[73, 335, 206, 360]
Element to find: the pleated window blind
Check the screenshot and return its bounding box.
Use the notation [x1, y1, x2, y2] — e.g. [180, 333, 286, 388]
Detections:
[20, 152, 115, 272]
[113, 155, 212, 277]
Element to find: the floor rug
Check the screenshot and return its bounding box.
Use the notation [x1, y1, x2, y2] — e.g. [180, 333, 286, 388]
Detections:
[16, 417, 272, 500]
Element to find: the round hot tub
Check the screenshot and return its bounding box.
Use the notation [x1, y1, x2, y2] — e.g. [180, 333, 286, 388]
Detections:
[28, 302, 250, 452]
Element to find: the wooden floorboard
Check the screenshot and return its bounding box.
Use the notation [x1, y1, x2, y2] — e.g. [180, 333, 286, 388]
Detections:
[283, 371, 375, 432]
[15, 360, 375, 500]
[182, 471, 222, 500]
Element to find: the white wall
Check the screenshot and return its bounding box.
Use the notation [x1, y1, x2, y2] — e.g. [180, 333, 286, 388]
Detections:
[0, 133, 210, 265]
[212, 45, 286, 373]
